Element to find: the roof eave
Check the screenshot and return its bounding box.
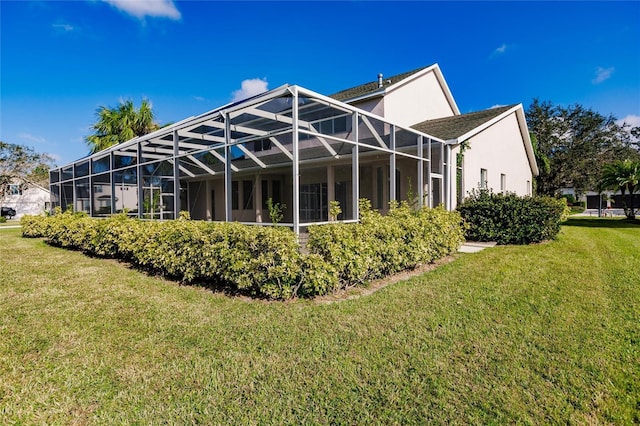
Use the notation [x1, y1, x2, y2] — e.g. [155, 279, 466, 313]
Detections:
[339, 88, 386, 104]
[451, 105, 539, 176]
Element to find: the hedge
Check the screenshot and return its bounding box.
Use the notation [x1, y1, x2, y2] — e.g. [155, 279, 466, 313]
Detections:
[457, 189, 569, 245]
[22, 211, 304, 299]
[307, 200, 465, 289]
[21, 201, 464, 299]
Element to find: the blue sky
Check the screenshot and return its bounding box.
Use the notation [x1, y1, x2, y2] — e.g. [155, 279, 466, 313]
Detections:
[2, 1, 639, 166]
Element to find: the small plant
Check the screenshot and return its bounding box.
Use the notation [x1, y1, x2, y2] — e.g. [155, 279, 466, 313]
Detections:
[405, 176, 418, 208]
[266, 197, 285, 225]
[329, 200, 342, 221]
[0, 217, 7, 224]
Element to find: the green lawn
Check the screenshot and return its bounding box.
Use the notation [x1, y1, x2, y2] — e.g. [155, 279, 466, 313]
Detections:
[0, 221, 20, 227]
[1, 217, 639, 424]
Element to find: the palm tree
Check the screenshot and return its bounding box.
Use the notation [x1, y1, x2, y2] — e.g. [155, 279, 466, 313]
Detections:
[599, 159, 640, 219]
[85, 98, 160, 154]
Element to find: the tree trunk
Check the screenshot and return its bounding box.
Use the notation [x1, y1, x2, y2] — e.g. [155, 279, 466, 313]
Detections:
[626, 186, 636, 220]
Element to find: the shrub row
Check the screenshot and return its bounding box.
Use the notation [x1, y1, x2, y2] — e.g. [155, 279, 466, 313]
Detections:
[307, 201, 465, 288]
[21, 202, 465, 299]
[21, 210, 316, 299]
[457, 189, 569, 245]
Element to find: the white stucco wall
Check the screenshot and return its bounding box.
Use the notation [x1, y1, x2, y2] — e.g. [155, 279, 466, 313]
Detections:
[383, 70, 457, 126]
[461, 113, 533, 199]
[350, 98, 384, 117]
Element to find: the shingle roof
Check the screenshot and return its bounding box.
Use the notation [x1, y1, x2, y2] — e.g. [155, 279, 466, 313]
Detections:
[329, 65, 433, 102]
[411, 105, 516, 141]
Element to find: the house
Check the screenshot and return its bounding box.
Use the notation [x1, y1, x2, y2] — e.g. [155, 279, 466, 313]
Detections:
[560, 187, 640, 212]
[48, 64, 538, 234]
[1, 180, 51, 219]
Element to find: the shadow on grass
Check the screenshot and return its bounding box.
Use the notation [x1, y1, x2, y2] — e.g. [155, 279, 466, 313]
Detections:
[563, 217, 640, 229]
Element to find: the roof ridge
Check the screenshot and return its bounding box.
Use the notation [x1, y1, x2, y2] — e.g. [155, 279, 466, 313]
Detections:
[329, 64, 434, 101]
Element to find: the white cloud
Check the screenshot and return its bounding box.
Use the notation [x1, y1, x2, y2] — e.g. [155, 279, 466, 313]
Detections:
[490, 104, 507, 109]
[494, 43, 508, 55]
[18, 133, 47, 144]
[52, 23, 75, 32]
[49, 153, 63, 163]
[231, 78, 269, 102]
[617, 114, 640, 128]
[101, 0, 181, 20]
[592, 66, 614, 84]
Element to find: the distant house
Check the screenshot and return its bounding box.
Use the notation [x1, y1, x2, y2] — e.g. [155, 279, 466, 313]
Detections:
[48, 63, 538, 233]
[561, 187, 640, 211]
[1, 180, 51, 219]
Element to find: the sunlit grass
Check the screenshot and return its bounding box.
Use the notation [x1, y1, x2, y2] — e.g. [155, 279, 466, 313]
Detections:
[1, 218, 638, 423]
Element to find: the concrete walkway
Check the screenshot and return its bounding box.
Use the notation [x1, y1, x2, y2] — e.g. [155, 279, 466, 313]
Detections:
[458, 241, 497, 253]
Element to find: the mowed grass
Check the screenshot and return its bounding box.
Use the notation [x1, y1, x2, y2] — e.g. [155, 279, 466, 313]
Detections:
[1, 217, 638, 424]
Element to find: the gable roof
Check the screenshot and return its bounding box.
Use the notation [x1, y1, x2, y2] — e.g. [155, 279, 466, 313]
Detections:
[411, 105, 516, 141]
[414, 104, 539, 176]
[329, 65, 432, 102]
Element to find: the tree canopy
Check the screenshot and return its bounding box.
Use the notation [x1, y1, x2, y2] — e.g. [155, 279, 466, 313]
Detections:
[599, 159, 640, 219]
[0, 141, 54, 190]
[85, 98, 160, 154]
[526, 99, 640, 196]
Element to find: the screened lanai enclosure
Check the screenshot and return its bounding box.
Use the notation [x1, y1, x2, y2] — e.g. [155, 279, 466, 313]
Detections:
[49, 85, 453, 234]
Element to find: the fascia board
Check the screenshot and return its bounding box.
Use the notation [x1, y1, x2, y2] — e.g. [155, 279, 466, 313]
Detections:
[340, 89, 386, 104]
[454, 104, 539, 177]
[515, 105, 540, 176]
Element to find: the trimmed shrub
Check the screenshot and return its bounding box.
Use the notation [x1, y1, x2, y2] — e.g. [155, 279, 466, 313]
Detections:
[20, 201, 465, 299]
[296, 254, 339, 297]
[307, 201, 465, 289]
[21, 214, 48, 237]
[457, 189, 569, 245]
[21, 212, 304, 299]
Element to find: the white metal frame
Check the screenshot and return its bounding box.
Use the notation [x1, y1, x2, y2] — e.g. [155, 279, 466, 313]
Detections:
[50, 84, 451, 232]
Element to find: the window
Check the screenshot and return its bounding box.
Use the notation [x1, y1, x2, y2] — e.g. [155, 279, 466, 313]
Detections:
[232, 181, 239, 210]
[253, 139, 271, 152]
[300, 183, 327, 222]
[333, 116, 348, 133]
[526, 180, 531, 195]
[272, 180, 282, 204]
[319, 120, 332, 134]
[262, 180, 269, 209]
[500, 174, 506, 193]
[242, 180, 254, 210]
[9, 184, 21, 195]
[480, 169, 488, 189]
[376, 167, 384, 209]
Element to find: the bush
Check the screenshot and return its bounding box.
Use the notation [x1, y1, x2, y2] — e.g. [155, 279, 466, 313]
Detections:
[457, 189, 569, 245]
[21, 212, 304, 299]
[20, 201, 465, 299]
[307, 200, 465, 289]
[21, 214, 49, 238]
[560, 193, 576, 205]
[0, 216, 6, 224]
